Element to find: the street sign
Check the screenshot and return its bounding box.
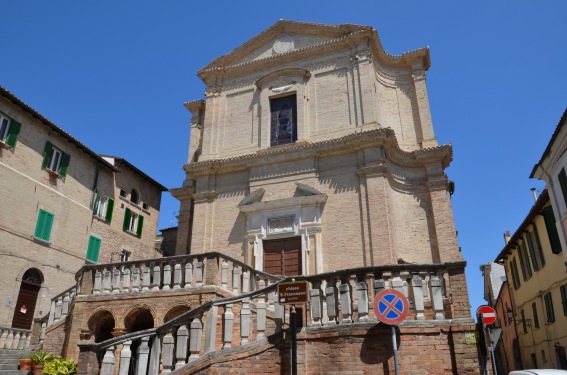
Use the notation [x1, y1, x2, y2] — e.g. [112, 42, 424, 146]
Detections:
[277, 281, 309, 305]
[374, 289, 409, 325]
[476, 305, 497, 325]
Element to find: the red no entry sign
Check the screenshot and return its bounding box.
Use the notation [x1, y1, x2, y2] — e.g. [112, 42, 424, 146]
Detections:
[476, 305, 497, 325]
[374, 289, 409, 325]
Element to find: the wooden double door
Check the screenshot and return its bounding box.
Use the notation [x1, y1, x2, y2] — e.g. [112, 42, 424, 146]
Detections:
[263, 237, 302, 276]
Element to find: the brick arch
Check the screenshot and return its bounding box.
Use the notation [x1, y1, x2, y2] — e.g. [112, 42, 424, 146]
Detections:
[123, 304, 156, 333]
[162, 303, 192, 324]
[87, 308, 116, 343]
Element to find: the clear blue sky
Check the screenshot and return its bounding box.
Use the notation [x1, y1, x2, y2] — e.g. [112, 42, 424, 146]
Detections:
[2, 1, 566, 316]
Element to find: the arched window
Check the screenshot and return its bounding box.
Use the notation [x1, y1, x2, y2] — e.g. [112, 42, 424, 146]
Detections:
[130, 189, 140, 204]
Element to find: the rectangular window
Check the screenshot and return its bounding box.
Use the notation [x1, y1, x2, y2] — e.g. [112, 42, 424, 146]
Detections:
[559, 168, 567, 208]
[532, 224, 546, 268]
[86, 235, 101, 262]
[543, 205, 562, 254]
[532, 302, 540, 328]
[270, 95, 297, 147]
[34, 209, 54, 242]
[42, 142, 71, 177]
[93, 194, 114, 223]
[544, 292, 555, 323]
[521, 309, 527, 333]
[120, 189, 128, 198]
[560, 284, 567, 316]
[511, 258, 521, 289]
[526, 231, 542, 271]
[0, 113, 21, 148]
[119, 250, 131, 262]
[123, 208, 144, 237]
[517, 243, 531, 281]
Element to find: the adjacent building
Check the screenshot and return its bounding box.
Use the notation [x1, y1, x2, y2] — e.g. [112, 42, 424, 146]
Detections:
[0, 86, 166, 335]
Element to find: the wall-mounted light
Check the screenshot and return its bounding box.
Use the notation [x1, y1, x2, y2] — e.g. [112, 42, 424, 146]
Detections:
[507, 308, 514, 322]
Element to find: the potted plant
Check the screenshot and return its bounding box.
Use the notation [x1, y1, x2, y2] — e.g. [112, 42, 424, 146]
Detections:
[30, 351, 54, 375]
[42, 357, 77, 375]
[18, 356, 33, 371]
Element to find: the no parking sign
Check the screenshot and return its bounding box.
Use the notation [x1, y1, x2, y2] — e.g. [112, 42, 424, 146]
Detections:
[374, 289, 409, 325]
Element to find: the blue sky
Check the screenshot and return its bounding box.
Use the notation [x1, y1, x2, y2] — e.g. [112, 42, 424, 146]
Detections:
[2, 1, 566, 316]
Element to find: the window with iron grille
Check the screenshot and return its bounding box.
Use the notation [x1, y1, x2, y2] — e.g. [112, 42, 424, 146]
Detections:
[532, 302, 540, 328]
[270, 95, 297, 147]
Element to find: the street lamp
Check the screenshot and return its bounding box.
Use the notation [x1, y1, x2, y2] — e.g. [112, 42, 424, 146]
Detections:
[507, 308, 514, 323]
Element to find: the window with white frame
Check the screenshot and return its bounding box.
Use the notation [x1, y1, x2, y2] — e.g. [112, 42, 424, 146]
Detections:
[93, 193, 114, 222]
[119, 250, 131, 262]
[0, 112, 21, 148]
[42, 142, 70, 177]
[123, 208, 144, 237]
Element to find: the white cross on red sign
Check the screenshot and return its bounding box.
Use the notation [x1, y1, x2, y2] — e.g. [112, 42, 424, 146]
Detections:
[476, 305, 497, 325]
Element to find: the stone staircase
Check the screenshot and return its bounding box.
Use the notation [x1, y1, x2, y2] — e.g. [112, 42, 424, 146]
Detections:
[0, 349, 32, 375]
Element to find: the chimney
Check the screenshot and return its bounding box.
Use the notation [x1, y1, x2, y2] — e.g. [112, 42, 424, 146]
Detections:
[504, 231, 511, 244]
[531, 188, 538, 203]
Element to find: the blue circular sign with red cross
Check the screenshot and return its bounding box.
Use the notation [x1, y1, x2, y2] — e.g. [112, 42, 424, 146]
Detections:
[374, 289, 409, 325]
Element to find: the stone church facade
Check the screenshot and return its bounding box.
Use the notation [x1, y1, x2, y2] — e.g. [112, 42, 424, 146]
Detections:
[172, 20, 461, 276]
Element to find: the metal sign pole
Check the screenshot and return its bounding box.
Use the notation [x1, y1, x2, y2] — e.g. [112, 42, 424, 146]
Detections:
[487, 326, 498, 375]
[291, 305, 297, 375]
[391, 325, 399, 375]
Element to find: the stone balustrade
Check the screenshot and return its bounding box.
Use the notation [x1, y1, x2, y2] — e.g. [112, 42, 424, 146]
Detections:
[46, 284, 78, 329]
[0, 326, 32, 350]
[82, 260, 463, 374]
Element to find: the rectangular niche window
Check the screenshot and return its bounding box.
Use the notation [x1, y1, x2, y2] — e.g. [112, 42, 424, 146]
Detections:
[270, 94, 297, 147]
[268, 216, 294, 235]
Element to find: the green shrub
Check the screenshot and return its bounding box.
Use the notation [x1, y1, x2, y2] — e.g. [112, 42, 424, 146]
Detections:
[30, 351, 54, 365]
[42, 357, 77, 375]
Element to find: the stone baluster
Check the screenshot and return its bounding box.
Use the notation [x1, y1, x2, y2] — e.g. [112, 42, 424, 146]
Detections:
[184, 261, 193, 288]
[325, 279, 338, 325]
[54, 296, 63, 322]
[204, 307, 218, 354]
[5, 330, 13, 349]
[122, 268, 131, 293]
[339, 279, 352, 324]
[93, 270, 102, 294]
[221, 260, 229, 289]
[267, 280, 275, 310]
[355, 277, 369, 322]
[310, 280, 323, 326]
[135, 337, 150, 375]
[61, 292, 71, 318]
[257, 279, 267, 337]
[232, 266, 241, 294]
[274, 302, 284, 332]
[242, 271, 250, 294]
[373, 277, 385, 297]
[391, 272, 404, 294]
[48, 300, 56, 326]
[401, 271, 410, 297]
[151, 264, 161, 291]
[175, 325, 189, 369]
[11, 331, 20, 349]
[195, 261, 204, 288]
[148, 334, 161, 375]
[163, 263, 172, 290]
[0, 329, 7, 348]
[19, 332, 28, 349]
[103, 268, 112, 294]
[161, 330, 175, 374]
[142, 264, 151, 291]
[112, 268, 121, 294]
[412, 273, 425, 320]
[100, 345, 116, 375]
[39, 322, 46, 345]
[131, 267, 140, 292]
[365, 273, 375, 319]
[118, 340, 132, 375]
[430, 274, 445, 319]
[241, 297, 251, 344]
[173, 263, 182, 289]
[189, 318, 203, 361]
[222, 303, 234, 348]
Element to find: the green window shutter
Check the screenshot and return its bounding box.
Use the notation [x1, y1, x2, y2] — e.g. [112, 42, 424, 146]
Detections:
[136, 215, 144, 237]
[123, 208, 131, 231]
[92, 192, 99, 213]
[559, 168, 567, 207]
[105, 199, 114, 223]
[543, 206, 562, 254]
[58, 152, 71, 177]
[34, 209, 54, 241]
[42, 142, 53, 168]
[86, 236, 101, 262]
[5, 120, 21, 147]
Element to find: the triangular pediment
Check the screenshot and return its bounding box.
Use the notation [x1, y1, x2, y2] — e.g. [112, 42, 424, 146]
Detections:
[199, 20, 372, 72]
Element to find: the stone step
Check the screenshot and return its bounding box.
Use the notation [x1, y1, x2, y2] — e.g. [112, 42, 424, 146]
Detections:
[0, 350, 33, 375]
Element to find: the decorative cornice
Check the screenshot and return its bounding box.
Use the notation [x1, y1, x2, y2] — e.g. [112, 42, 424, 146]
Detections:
[239, 194, 328, 214]
[183, 128, 452, 178]
[255, 68, 311, 89]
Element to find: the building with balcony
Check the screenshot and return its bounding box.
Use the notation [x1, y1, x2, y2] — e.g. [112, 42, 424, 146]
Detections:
[0, 86, 166, 345]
